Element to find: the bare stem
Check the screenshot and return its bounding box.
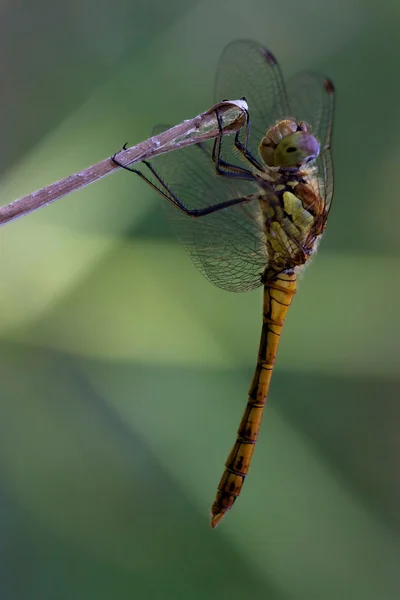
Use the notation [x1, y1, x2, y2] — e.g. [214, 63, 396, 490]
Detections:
[0, 99, 248, 227]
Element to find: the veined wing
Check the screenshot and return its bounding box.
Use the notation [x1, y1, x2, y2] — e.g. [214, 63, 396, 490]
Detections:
[147, 133, 270, 292]
[142, 44, 334, 290]
[286, 72, 334, 151]
[144, 41, 295, 292]
[215, 40, 334, 216]
[215, 40, 290, 160]
[286, 73, 335, 215]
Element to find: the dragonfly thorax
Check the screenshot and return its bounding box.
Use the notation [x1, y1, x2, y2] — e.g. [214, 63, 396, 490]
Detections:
[259, 118, 320, 169]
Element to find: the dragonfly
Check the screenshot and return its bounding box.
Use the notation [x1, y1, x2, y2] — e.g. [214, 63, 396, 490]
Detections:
[112, 40, 334, 528]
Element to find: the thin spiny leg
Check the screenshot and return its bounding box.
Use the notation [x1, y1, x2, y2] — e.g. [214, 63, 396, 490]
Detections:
[211, 107, 255, 181]
[111, 153, 253, 217]
[233, 112, 263, 170]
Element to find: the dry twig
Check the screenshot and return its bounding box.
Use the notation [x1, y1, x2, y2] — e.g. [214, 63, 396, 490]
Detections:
[0, 99, 248, 227]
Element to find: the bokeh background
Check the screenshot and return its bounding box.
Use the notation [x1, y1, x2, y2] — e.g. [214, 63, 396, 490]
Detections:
[1, 1, 399, 599]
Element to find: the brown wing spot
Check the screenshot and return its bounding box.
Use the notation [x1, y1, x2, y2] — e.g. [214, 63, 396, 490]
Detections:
[261, 48, 278, 66]
[324, 78, 335, 94]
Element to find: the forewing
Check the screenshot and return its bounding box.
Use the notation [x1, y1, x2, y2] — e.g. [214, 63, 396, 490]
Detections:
[140, 48, 334, 290]
[147, 133, 269, 292]
[215, 40, 291, 160]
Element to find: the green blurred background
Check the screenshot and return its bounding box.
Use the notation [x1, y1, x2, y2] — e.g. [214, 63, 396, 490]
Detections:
[1, 1, 399, 598]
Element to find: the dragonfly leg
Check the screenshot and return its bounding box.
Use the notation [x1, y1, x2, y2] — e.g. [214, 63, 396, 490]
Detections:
[211, 107, 255, 181]
[213, 105, 263, 172]
[233, 112, 263, 170]
[111, 152, 253, 217]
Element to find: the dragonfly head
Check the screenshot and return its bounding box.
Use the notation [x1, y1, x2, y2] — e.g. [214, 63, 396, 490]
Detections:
[259, 119, 320, 168]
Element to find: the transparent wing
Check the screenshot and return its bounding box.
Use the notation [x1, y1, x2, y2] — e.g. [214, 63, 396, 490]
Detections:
[314, 147, 334, 216]
[286, 73, 334, 150]
[215, 40, 291, 160]
[139, 46, 334, 291]
[148, 132, 270, 292]
[286, 73, 335, 214]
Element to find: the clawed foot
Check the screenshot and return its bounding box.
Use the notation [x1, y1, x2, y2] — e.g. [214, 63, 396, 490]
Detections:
[111, 142, 129, 166]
